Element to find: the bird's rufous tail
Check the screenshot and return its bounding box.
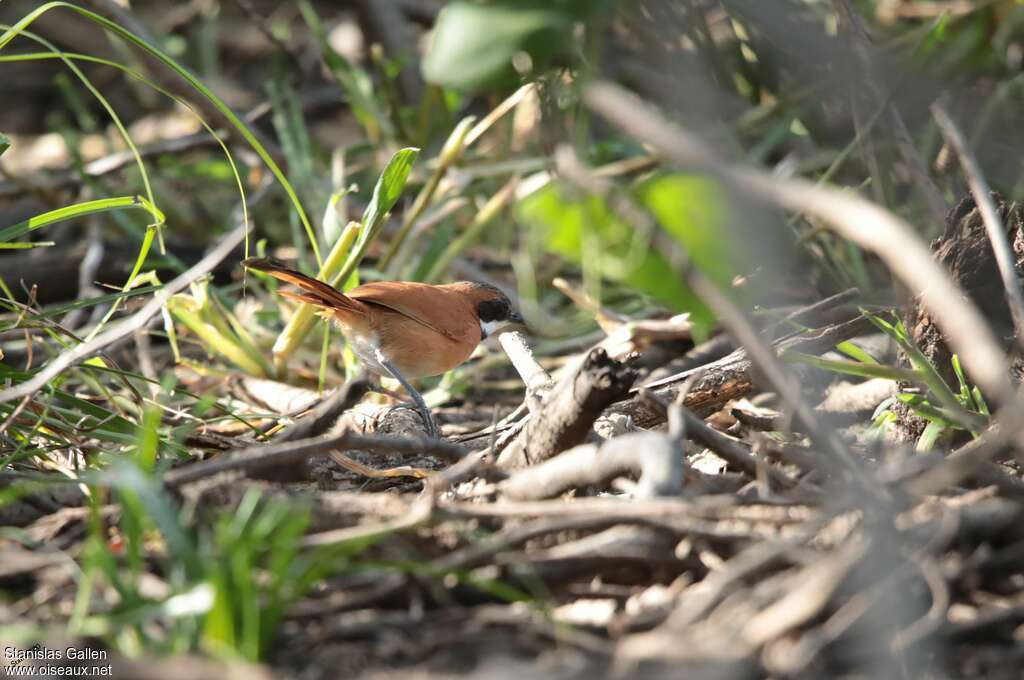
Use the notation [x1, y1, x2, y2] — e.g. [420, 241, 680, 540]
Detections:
[242, 258, 362, 313]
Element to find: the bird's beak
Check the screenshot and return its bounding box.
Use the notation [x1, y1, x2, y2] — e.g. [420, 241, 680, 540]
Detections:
[509, 311, 525, 326]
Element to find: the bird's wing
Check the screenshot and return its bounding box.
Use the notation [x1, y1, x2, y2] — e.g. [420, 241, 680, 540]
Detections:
[348, 282, 473, 342]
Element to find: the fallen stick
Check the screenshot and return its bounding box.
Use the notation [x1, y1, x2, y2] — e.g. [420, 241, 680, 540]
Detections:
[499, 431, 684, 501]
[165, 430, 467, 488]
[496, 347, 635, 469]
[610, 316, 873, 429]
[498, 329, 554, 413]
[637, 389, 797, 488]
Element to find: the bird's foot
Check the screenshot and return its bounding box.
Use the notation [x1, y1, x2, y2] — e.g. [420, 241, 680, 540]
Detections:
[388, 402, 439, 439]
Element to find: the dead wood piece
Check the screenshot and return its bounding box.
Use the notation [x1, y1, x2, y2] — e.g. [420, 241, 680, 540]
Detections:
[932, 104, 1024, 338]
[428, 449, 504, 495]
[901, 497, 1023, 548]
[730, 401, 784, 431]
[614, 542, 797, 672]
[301, 499, 433, 548]
[643, 333, 736, 385]
[918, 192, 1024, 343]
[741, 539, 864, 646]
[306, 490, 413, 533]
[641, 289, 860, 386]
[903, 426, 1024, 499]
[771, 288, 861, 334]
[499, 431, 683, 501]
[432, 514, 678, 574]
[279, 379, 372, 444]
[235, 377, 323, 418]
[0, 545, 64, 585]
[289, 573, 408, 619]
[497, 348, 636, 469]
[897, 192, 1024, 440]
[638, 388, 796, 488]
[0, 481, 87, 528]
[663, 540, 796, 630]
[439, 498, 809, 545]
[816, 378, 895, 417]
[612, 316, 873, 430]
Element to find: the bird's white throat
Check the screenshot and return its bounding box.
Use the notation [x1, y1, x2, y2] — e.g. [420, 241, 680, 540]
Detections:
[480, 319, 504, 338]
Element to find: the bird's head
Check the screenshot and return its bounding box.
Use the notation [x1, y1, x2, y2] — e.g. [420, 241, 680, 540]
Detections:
[454, 281, 525, 339]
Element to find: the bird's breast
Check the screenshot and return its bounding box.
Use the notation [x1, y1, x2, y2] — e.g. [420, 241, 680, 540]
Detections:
[331, 306, 478, 379]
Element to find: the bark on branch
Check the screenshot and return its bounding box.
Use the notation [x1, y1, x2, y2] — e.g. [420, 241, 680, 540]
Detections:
[497, 348, 636, 469]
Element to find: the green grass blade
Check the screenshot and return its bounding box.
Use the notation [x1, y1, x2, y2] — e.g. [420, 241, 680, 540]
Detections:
[783, 351, 919, 382]
[9, 27, 158, 208]
[0, 196, 163, 243]
[0, 241, 55, 249]
[916, 420, 947, 451]
[836, 340, 880, 365]
[862, 309, 968, 417]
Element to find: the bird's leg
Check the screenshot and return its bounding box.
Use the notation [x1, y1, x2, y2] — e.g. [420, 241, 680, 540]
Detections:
[374, 349, 438, 438]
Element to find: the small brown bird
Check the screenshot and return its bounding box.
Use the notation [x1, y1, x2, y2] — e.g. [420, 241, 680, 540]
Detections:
[243, 258, 523, 436]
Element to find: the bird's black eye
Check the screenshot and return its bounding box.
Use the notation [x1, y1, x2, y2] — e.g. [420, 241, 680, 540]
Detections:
[477, 297, 509, 323]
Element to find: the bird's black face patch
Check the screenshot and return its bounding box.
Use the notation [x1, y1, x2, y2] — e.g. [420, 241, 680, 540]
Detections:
[477, 296, 516, 339]
[477, 297, 511, 324]
[466, 282, 522, 338]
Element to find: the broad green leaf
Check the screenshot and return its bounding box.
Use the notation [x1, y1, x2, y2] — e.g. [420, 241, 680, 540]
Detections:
[520, 183, 715, 339]
[423, 2, 569, 90]
[335, 146, 420, 289]
[360, 148, 420, 239]
[0, 132, 9, 157]
[637, 174, 733, 290]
